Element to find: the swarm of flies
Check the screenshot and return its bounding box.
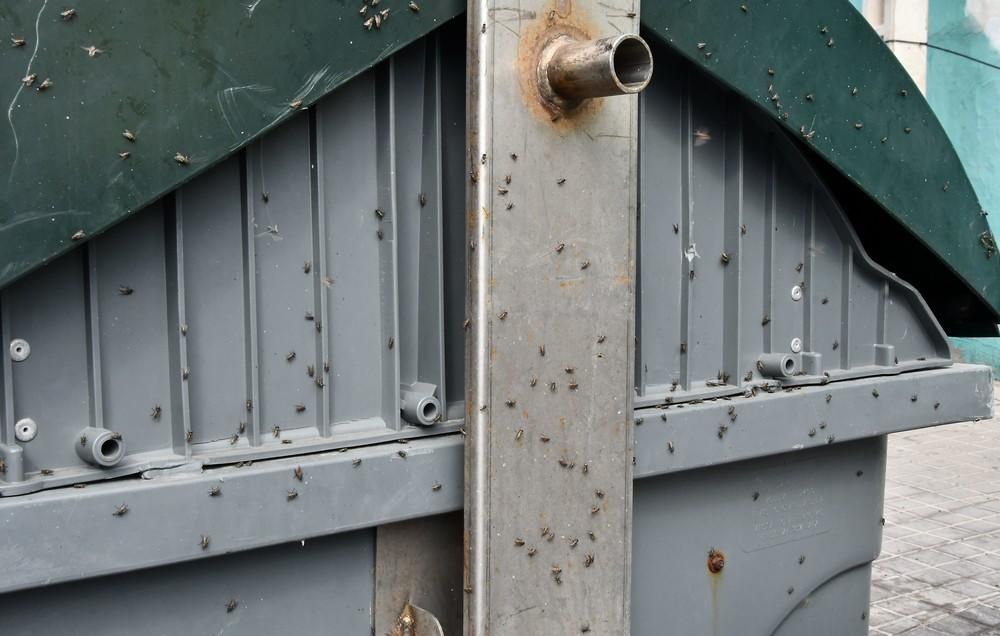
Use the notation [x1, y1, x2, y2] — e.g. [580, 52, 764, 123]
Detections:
[360, 0, 391, 30]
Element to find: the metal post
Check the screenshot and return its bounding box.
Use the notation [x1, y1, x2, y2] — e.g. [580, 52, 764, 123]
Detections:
[464, 1, 649, 633]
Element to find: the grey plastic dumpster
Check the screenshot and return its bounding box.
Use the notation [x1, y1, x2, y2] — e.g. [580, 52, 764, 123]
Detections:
[0, 2, 994, 635]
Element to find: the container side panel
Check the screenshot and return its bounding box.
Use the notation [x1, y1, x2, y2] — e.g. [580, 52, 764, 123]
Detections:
[4, 253, 91, 472]
[849, 265, 881, 367]
[94, 206, 172, 453]
[638, 59, 684, 394]
[770, 154, 809, 356]
[631, 437, 885, 635]
[0, 531, 374, 636]
[737, 116, 771, 380]
[316, 71, 385, 426]
[179, 157, 250, 445]
[395, 40, 430, 386]
[248, 115, 320, 435]
[686, 76, 728, 388]
[809, 204, 847, 368]
[773, 563, 872, 636]
[440, 24, 468, 415]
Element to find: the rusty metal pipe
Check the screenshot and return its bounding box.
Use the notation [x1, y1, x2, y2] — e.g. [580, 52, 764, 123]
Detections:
[539, 34, 653, 106]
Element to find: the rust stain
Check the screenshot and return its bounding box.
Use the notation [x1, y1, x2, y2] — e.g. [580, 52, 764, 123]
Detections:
[707, 548, 725, 574]
[516, 0, 601, 127]
[559, 278, 580, 289]
[708, 547, 724, 635]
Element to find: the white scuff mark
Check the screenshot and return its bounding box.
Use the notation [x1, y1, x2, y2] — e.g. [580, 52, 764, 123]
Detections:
[684, 243, 700, 262]
[246, 0, 264, 18]
[216, 83, 274, 142]
[7, 0, 49, 189]
[0, 208, 83, 234]
[291, 65, 330, 103]
[966, 0, 1000, 53]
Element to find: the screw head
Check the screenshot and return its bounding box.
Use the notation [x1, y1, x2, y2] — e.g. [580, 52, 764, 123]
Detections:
[790, 337, 803, 353]
[9, 338, 30, 362]
[791, 285, 803, 301]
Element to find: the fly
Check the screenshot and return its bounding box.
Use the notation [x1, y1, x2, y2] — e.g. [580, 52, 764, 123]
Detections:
[580, 260, 590, 270]
[119, 151, 130, 160]
[303, 261, 311, 274]
[200, 535, 210, 550]
[540, 434, 550, 442]
[61, 8, 77, 20]
[230, 433, 239, 445]
[36, 78, 52, 91]
[556, 178, 566, 185]
[122, 129, 136, 142]
[174, 152, 190, 165]
[11, 37, 25, 47]
[151, 405, 161, 420]
[186, 430, 194, 442]
[113, 503, 129, 516]
[287, 489, 298, 500]
[289, 100, 302, 109]
[505, 399, 516, 408]
[387, 336, 394, 349]
[584, 553, 594, 567]
[419, 192, 427, 207]
[515, 428, 524, 440]
[498, 311, 508, 320]
[20, 73, 36, 87]
[307, 364, 315, 378]
[305, 311, 314, 321]
[273, 425, 281, 438]
[81, 45, 103, 57]
[431, 482, 442, 491]
[556, 242, 565, 253]
[294, 466, 304, 481]
[597, 335, 606, 344]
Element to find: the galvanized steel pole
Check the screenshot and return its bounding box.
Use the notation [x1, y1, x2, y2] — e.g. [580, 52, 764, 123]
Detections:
[465, 1, 649, 633]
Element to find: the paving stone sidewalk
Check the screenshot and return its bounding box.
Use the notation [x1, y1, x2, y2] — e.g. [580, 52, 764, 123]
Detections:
[870, 392, 1000, 635]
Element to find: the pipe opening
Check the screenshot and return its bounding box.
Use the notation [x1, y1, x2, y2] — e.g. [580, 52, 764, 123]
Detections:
[611, 36, 653, 92]
[421, 400, 439, 423]
[100, 438, 121, 460]
[783, 357, 795, 374]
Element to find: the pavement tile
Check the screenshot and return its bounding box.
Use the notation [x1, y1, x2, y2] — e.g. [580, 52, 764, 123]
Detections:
[925, 614, 986, 635]
[872, 409, 1000, 636]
